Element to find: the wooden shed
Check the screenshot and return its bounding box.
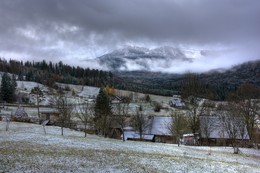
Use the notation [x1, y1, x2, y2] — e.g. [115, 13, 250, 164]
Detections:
[40, 110, 60, 125]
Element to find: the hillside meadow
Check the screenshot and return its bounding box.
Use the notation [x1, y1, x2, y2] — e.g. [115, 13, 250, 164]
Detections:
[0, 122, 259, 173]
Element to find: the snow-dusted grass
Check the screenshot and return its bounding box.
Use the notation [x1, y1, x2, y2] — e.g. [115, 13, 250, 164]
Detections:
[0, 122, 259, 173]
[17, 81, 46, 92]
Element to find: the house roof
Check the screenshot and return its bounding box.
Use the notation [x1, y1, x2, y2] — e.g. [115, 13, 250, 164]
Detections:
[110, 96, 123, 104]
[200, 116, 249, 139]
[175, 102, 185, 107]
[150, 116, 172, 136]
[15, 107, 28, 117]
[122, 116, 173, 141]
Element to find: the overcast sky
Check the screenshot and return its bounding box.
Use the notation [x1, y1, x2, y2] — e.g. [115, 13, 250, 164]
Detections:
[0, 0, 259, 72]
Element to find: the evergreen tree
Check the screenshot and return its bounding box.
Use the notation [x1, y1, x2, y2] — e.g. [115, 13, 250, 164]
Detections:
[18, 72, 24, 81]
[0, 73, 17, 102]
[94, 88, 112, 137]
[11, 74, 17, 89]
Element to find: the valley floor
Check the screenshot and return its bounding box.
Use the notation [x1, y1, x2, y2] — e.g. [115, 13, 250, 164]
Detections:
[0, 121, 259, 173]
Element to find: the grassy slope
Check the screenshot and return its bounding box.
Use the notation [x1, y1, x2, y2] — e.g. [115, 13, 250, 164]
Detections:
[0, 122, 260, 173]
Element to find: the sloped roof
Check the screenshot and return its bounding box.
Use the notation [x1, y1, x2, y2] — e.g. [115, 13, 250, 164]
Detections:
[15, 107, 28, 117]
[122, 116, 173, 141]
[111, 96, 122, 101]
[150, 116, 172, 136]
[175, 102, 185, 107]
[200, 116, 249, 139]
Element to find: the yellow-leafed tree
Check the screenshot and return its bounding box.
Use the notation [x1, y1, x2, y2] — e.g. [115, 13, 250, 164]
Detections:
[110, 86, 116, 96]
[105, 84, 110, 95]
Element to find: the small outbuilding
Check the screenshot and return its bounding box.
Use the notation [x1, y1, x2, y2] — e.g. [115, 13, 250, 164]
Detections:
[121, 116, 174, 143]
[13, 106, 30, 122]
[39, 110, 60, 125]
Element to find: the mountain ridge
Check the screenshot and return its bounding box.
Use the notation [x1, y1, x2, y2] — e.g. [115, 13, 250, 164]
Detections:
[114, 60, 260, 100]
[98, 46, 193, 71]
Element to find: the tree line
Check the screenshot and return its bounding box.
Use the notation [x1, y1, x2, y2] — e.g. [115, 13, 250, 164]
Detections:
[0, 58, 113, 88]
[114, 60, 260, 100]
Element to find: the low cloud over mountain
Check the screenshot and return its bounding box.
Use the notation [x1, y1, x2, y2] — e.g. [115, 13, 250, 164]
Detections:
[98, 46, 193, 71]
[97, 46, 259, 73]
[0, 0, 259, 72]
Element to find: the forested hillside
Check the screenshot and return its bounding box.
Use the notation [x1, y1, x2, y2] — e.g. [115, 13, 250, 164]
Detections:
[0, 59, 113, 88]
[114, 60, 260, 100]
[0, 58, 258, 101]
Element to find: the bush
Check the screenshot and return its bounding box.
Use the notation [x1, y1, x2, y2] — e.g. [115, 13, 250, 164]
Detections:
[145, 94, 151, 103]
[153, 102, 162, 112]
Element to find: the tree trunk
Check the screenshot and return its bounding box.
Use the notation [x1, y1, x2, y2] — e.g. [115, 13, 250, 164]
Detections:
[5, 119, 10, 131]
[122, 128, 125, 142]
[206, 137, 209, 146]
[232, 140, 239, 154]
[233, 147, 239, 154]
[177, 136, 180, 146]
[61, 126, 64, 136]
[43, 125, 46, 135]
[37, 94, 40, 124]
[84, 124, 87, 137]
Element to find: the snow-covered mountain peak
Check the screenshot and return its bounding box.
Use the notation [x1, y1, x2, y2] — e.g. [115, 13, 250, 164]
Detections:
[151, 46, 185, 58]
[110, 46, 149, 57]
[98, 46, 193, 71]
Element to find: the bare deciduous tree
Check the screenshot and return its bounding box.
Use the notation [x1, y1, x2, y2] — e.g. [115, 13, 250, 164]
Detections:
[200, 115, 215, 146]
[235, 99, 259, 143]
[228, 84, 260, 142]
[218, 103, 247, 154]
[30, 86, 43, 123]
[187, 97, 201, 134]
[76, 102, 94, 137]
[56, 95, 73, 136]
[114, 102, 130, 142]
[199, 100, 216, 145]
[167, 111, 189, 146]
[132, 107, 149, 141]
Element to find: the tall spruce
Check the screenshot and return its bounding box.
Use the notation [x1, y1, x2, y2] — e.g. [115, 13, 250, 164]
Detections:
[94, 88, 112, 137]
[0, 73, 17, 102]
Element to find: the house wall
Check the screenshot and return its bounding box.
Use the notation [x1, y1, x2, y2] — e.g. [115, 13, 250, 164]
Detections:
[154, 135, 174, 143]
[40, 113, 59, 124]
[110, 128, 122, 139]
[200, 138, 250, 147]
[253, 128, 260, 144]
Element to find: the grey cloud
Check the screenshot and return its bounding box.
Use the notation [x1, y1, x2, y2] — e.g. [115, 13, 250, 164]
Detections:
[0, 0, 259, 71]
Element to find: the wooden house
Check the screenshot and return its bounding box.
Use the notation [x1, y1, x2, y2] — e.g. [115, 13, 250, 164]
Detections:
[39, 110, 60, 125]
[109, 116, 131, 139]
[120, 116, 174, 143]
[182, 133, 199, 145]
[109, 120, 123, 139]
[199, 116, 249, 146]
[169, 98, 185, 108]
[110, 96, 123, 104]
[150, 116, 173, 143]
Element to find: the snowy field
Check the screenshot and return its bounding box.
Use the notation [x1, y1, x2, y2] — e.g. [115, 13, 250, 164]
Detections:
[0, 122, 259, 173]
